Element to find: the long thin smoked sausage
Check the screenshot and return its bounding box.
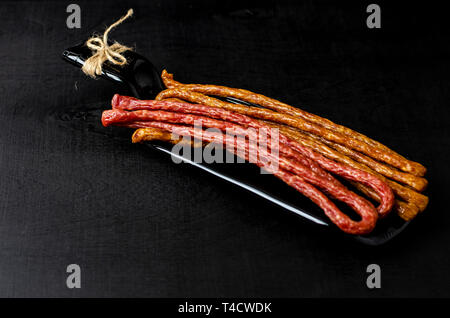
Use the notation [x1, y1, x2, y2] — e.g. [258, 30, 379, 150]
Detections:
[298, 129, 427, 191]
[259, 120, 425, 217]
[160, 70, 426, 177]
[104, 109, 386, 216]
[153, 92, 427, 210]
[351, 181, 420, 221]
[291, 128, 428, 210]
[129, 126, 417, 222]
[155, 96, 423, 219]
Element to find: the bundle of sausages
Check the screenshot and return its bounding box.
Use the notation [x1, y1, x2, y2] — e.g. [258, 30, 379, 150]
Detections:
[101, 70, 428, 235]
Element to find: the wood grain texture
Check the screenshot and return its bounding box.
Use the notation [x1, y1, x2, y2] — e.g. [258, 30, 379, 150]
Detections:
[0, 0, 449, 297]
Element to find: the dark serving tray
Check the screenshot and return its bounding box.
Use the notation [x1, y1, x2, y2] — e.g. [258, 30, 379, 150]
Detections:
[61, 42, 411, 245]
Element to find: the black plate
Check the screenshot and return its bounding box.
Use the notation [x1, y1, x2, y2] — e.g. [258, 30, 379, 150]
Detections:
[61, 42, 411, 245]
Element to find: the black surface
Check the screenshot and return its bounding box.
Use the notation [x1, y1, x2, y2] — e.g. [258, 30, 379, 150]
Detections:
[0, 0, 449, 297]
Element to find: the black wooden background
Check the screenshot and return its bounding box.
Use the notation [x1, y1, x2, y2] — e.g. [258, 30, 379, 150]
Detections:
[0, 0, 449, 297]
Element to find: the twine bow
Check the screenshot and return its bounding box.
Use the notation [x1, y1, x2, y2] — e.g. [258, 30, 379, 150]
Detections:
[82, 9, 134, 78]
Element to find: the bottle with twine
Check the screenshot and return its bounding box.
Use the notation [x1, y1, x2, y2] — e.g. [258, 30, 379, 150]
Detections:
[82, 9, 134, 78]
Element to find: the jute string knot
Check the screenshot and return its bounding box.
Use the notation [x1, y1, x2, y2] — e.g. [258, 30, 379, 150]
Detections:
[82, 9, 134, 78]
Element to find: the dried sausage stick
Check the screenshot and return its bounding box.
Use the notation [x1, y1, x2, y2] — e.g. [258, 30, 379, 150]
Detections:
[258, 120, 425, 218]
[289, 128, 429, 211]
[300, 130, 427, 191]
[104, 113, 381, 220]
[109, 96, 394, 216]
[155, 96, 424, 217]
[260, 121, 428, 209]
[130, 126, 378, 234]
[160, 70, 426, 177]
[350, 181, 420, 221]
[153, 93, 426, 212]
[154, 88, 422, 177]
[103, 109, 384, 216]
[129, 126, 416, 221]
[265, 121, 427, 191]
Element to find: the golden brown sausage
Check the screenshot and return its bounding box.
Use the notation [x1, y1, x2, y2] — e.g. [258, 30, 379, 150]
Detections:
[155, 88, 423, 177]
[259, 120, 428, 217]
